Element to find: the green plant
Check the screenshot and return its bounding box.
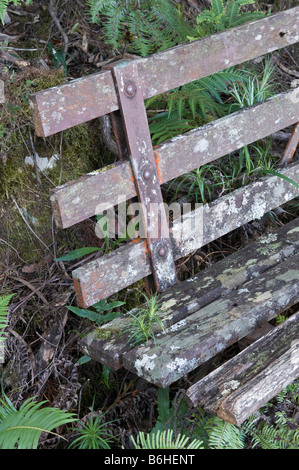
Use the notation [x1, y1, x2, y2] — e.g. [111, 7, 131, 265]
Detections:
[188, 0, 265, 40]
[130, 429, 203, 449]
[0, 294, 14, 363]
[85, 0, 194, 57]
[0, 0, 32, 24]
[69, 399, 116, 449]
[0, 389, 76, 449]
[67, 299, 125, 326]
[122, 292, 164, 347]
[147, 67, 250, 144]
[206, 416, 248, 449]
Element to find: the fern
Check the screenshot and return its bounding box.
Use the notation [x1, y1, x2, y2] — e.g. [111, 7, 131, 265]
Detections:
[130, 429, 203, 449]
[85, 0, 194, 57]
[206, 416, 247, 449]
[0, 0, 32, 24]
[0, 294, 14, 363]
[189, 0, 265, 39]
[0, 390, 76, 449]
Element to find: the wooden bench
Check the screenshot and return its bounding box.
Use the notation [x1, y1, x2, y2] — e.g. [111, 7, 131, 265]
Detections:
[30, 7, 299, 425]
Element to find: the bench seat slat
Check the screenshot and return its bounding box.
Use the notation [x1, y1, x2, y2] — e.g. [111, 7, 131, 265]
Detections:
[122, 253, 299, 388]
[30, 7, 299, 137]
[186, 311, 299, 425]
[79, 218, 299, 370]
[51, 89, 299, 228]
[74, 163, 299, 307]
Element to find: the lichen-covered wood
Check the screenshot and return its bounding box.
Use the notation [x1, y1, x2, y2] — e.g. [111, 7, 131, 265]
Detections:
[73, 164, 299, 307]
[79, 218, 299, 372]
[122, 253, 299, 388]
[29, 7, 299, 137]
[186, 311, 299, 425]
[50, 89, 299, 229]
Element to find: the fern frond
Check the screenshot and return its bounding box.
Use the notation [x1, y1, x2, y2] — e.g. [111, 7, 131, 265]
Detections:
[0, 294, 14, 361]
[131, 429, 203, 449]
[0, 393, 76, 449]
[85, 0, 114, 22]
[206, 416, 247, 449]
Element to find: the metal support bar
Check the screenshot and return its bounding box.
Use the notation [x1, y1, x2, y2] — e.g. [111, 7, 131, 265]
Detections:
[281, 122, 299, 166]
[111, 60, 177, 292]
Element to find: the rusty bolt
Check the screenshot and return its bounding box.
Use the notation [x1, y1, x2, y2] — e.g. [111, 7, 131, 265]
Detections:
[124, 81, 137, 98]
[158, 246, 167, 257]
[143, 168, 151, 180]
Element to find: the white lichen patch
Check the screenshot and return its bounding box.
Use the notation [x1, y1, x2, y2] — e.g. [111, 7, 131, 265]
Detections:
[221, 380, 240, 397]
[287, 227, 299, 234]
[160, 298, 177, 311]
[277, 269, 299, 283]
[25, 153, 59, 172]
[194, 138, 209, 153]
[260, 233, 278, 244]
[134, 353, 157, 374]
[249, 291, 272, 303]
[164, 318, 187, 334]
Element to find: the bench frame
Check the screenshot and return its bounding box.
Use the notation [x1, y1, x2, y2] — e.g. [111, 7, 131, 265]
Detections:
[30, 6, 299, 424]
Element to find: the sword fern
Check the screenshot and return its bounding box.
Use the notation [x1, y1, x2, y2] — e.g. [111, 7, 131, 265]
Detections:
[0, 294, 14, 363]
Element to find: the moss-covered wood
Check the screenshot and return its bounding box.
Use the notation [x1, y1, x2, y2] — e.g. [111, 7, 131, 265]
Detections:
[122, 253, 299, 388]
[186, 311, 299, 425]
[79, 218, 299, 373]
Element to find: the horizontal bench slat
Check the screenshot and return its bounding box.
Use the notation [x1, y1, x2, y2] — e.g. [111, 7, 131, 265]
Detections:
[79, 218, 299, 369]
[122, 254, 299, 388]
[73, 163, 299, 307]
[30, 8, 299, 137]
[51, 89, 299, 228]
[186, 311, 299, 425]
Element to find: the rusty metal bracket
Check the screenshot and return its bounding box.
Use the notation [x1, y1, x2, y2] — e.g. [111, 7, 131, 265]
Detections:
[111, 60, 177, 292]
[281, 122, 299, 166]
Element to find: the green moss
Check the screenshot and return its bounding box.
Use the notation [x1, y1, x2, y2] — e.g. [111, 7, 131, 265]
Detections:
[0, 68, 115, 264]
[94, 328, 121, 340]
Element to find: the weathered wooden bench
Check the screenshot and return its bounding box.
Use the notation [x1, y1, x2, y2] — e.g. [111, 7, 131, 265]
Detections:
[30, 7, 299, 425]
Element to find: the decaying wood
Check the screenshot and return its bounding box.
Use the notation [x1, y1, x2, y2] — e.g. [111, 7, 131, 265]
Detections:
[79, 218, 299, 370]
[50, 88, 299, 229]
[186, 311, 299, 425]
[74, 163, 299, 307]
[29, 7, 299, 137]
[122, 253, 299, 388]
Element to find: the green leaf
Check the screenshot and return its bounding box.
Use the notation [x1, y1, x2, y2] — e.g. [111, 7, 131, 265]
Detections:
[67, 306, 99, 323]
[260, 170, 299, 189]
[77, 355, 92, 365]
[93, 300, 125, 313]
[101, 365, 112, 388]
[55, 247, 102, 262]
[0, 394, 76, 449]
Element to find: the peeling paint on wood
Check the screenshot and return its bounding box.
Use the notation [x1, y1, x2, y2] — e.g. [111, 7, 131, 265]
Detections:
[74, 164, 299, 306]
[50, 89, 299, 228]
[122, 253, 299, 388]
[29, 8, 299, 137]
[79, 218, 299, 370]
[186, 311, 299, 425]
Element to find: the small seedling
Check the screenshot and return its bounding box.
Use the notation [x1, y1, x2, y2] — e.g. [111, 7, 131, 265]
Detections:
[122, 292, 165, 347]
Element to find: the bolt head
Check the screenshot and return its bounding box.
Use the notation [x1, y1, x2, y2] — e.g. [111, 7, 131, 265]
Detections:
[143, 168, 151, 180]
[158, 246, 167, 257]
[124, 81, 137, 98]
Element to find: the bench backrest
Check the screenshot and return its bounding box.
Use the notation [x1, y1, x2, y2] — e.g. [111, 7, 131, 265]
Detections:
[30, 7, 299, 308]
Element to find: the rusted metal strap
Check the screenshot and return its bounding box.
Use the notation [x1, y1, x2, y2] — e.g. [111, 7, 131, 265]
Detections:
[281, 122, 299, 166]
[110, 60, 177, 292]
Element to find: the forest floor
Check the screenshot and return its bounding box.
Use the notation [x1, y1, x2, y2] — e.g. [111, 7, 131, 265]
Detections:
[0, 0, 299, 449]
